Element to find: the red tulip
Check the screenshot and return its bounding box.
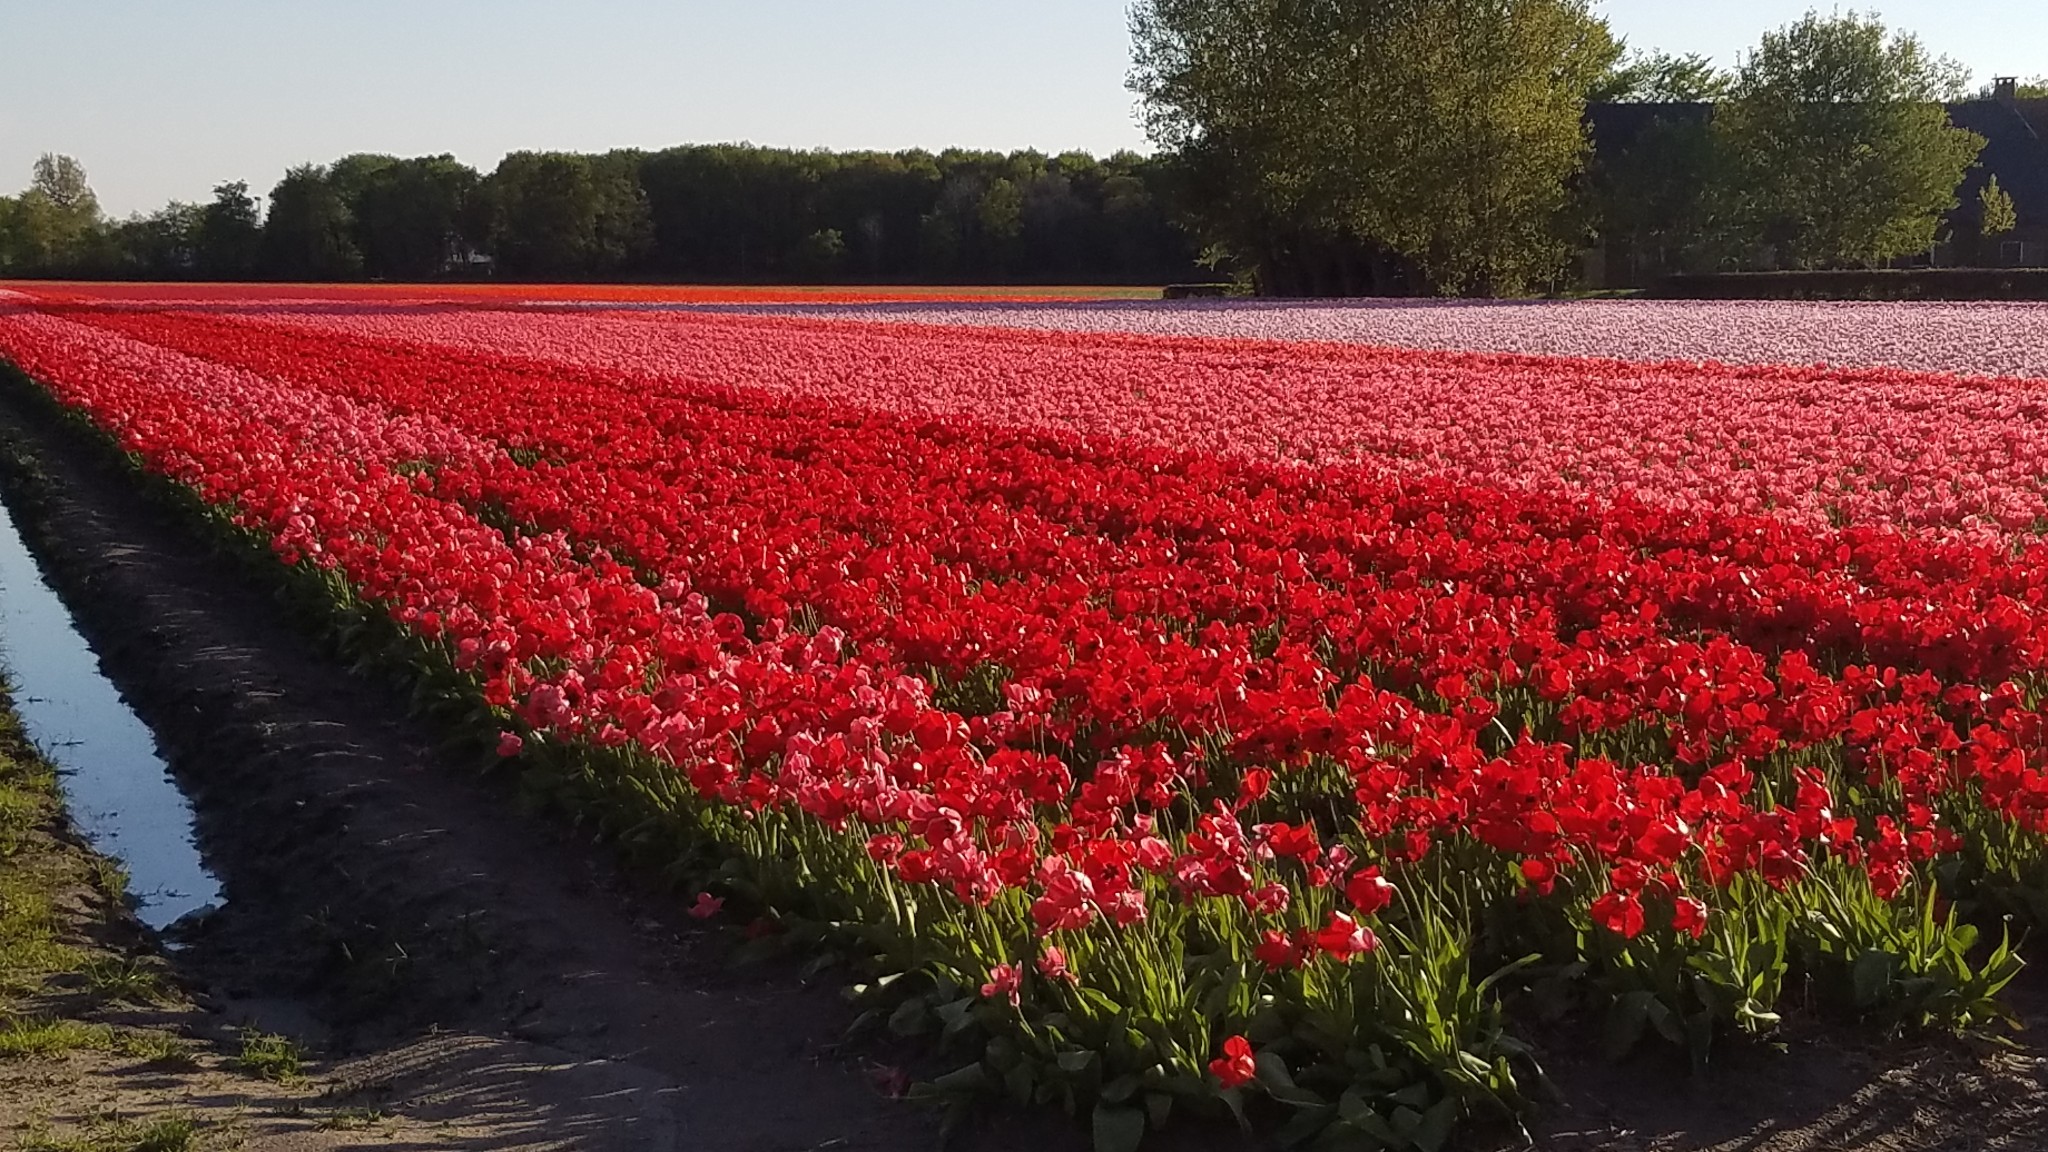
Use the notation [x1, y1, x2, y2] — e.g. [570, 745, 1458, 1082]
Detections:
[1209, 1035, 1257, 1089]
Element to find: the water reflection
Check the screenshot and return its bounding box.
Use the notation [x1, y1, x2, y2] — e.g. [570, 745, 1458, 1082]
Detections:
[0, 495, 221, 929]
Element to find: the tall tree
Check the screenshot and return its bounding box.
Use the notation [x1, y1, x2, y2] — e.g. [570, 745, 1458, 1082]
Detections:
[195, 181, 263, 277]
[261, 164, 360, 279]
[487, 152, 651, 277]
[1130, 0, 1344, 292]
[1588, 110, 1727, 281]
[1714, 11, 1983, 269]
[352, 155, 481, 278]
[1131, 0, 1619, 295]
[3, 154, 104, 272]
[30, 154, 99, 219]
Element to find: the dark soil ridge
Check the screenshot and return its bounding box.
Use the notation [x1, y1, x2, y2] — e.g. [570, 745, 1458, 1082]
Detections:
[0, 371, 1044, 1149]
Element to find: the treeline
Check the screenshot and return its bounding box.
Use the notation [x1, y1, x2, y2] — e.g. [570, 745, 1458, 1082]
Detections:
[0, 147, 1198, 284]
[5, 9, 2037, 296]
[1133, 5, 2013, 295]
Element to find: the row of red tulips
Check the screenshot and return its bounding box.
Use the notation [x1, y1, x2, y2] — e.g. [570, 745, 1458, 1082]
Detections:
[188, 297, 2048, 541]
[2, 291, 2042, 1150]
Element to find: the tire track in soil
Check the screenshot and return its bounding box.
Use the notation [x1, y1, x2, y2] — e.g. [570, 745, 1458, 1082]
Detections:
[0, 374, 1081, 1152]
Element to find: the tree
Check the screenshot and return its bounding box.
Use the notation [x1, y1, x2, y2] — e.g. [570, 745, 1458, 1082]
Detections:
[1131, 0, 1619, 295]
[975, 177, 1025, 274]
[30, 154, 99, 218]
[1130, 0, 1357, 292]
[795, 228, 846, 276]
[487, 152, 651, 277]
[261, 165, 359, 279]
[1594, 50, 1733, 102]
[1714, 11, 1983, 269]
[0, 196, 20, 272]
[1981, 175, 2019, 238]
[107, 202, 204, 278]
[195, 181, 263, 277]
[2, 154, 104, 272]
[351, 155, 481, 278]
[1588, 110, 1728, 280]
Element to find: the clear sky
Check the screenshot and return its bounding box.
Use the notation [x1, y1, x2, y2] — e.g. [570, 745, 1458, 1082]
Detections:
[3, 0, 2042, 216]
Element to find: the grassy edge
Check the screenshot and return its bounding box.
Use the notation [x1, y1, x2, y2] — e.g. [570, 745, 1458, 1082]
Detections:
[0, 436, 356, 1149]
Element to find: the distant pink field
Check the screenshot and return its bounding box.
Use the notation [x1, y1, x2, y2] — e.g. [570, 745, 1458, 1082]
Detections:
[132, 298, 2048, 541]
[771, 298, 2048, 380]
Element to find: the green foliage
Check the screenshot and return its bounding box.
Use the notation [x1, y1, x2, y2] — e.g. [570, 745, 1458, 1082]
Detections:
[1130, 0, 1618, 296]
[487, 151, 653, 277]
[80, 956, 165, 1004]
[1593, 50, 1734, 102]
[233, 1031, 305, 1082]
[0, 154, 105, 274]
[353, 154, 483, 278]
[635, 144, 1189, 284]
[261, 164, 360, 279]
[103, 203, 204, 279]
[196, 180, 263, 278]
[1713, 10, 1985, 269]
[0, 1016, 112, 1058]
[1588, 111, 1728, 278]
[0, 144, 1194, 285]
[1980, 175, 2019, 237]
[19, 1112, 198, 1152]
[0, 195, 17, 270]
[111, 1029, 198, 1068]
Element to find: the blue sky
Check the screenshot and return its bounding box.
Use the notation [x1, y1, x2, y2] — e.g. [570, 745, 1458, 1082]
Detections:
[2, 0, 2042, 215]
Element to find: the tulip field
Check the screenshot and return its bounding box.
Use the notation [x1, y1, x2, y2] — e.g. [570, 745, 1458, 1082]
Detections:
[5, 284, 2048, 1149]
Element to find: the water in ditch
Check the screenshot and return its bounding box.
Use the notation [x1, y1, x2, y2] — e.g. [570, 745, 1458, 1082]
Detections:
[0, 492, 221, 930]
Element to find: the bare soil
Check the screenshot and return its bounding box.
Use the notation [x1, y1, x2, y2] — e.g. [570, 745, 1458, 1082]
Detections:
[1, 370, 2046, 1151]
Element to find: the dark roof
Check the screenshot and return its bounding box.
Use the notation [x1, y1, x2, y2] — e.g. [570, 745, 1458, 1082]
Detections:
[1585, 102, 1711, 156]
[1946, 98, 2048, 228]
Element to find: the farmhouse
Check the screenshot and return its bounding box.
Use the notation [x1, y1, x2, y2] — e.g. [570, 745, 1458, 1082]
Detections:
[1945, 82, 2048, 266]
[1587, 79, 2048, 285]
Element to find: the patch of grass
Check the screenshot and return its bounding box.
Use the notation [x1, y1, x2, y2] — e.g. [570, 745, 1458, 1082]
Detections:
[110, 1029, 197, 1070]
[124, 1115, 198, 1152]
[317, 1106, 388, 1131]
[86, 857, 131, 915]
[0, 788, 43, 857]
[0, 716, 90, 997]
[0, 1015, 111, 1057]
[233, 1031, 304, 1082]
[18, 1112, 199, 1152]
[80, 958, 163, 1005]
[0, 892, 83, 996]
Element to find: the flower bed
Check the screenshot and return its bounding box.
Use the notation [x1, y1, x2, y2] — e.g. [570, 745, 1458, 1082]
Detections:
[2, 288, 2045, 1150]
[739, 297, 2048, 382]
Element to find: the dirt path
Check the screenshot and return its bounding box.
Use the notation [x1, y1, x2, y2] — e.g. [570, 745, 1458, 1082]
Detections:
[0, 375, 1070, 1150]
